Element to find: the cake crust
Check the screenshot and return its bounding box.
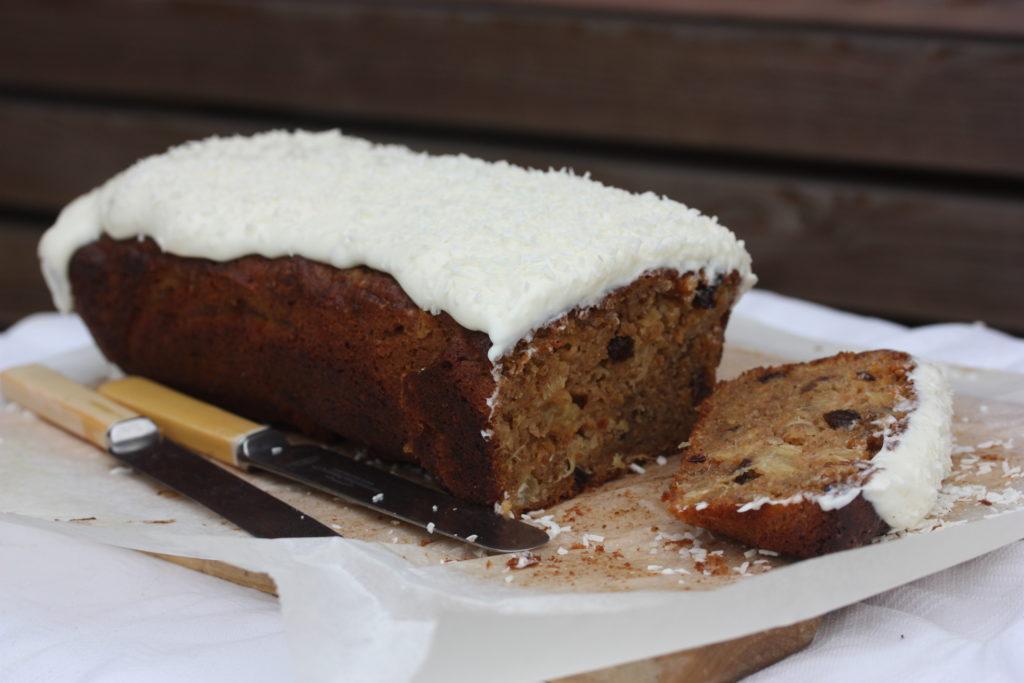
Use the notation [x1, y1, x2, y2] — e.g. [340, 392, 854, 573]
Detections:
[70, 235, 741, 511]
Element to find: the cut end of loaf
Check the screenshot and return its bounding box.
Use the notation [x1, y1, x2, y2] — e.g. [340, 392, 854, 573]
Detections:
[487, 270, 741, 512]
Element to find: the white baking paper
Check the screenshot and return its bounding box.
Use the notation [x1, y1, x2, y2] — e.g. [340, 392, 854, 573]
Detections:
[2, 327, 1023, 682]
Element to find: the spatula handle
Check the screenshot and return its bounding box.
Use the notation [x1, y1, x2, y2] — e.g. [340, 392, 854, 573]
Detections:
[0, 364, 139, 449]
[99, 377, 263, 468]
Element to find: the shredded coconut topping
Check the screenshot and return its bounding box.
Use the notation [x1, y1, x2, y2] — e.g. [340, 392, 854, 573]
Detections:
[39, 130, 754, 361]
[520, 512, 571, 539]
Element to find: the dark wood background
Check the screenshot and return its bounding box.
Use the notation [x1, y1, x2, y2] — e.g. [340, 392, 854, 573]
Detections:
[2, 0, 1022, 332]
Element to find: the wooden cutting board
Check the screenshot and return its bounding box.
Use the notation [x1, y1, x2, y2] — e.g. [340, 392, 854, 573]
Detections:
[149, 551, 820, 683]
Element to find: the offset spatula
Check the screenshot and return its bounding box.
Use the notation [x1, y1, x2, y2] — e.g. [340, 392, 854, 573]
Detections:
[99, 376, 550, 553]
[1, 364, 338, 539]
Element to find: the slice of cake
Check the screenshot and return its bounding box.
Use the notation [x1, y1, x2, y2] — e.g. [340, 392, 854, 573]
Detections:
[38, 130, 756, 513]
[665, 350, 953, 557]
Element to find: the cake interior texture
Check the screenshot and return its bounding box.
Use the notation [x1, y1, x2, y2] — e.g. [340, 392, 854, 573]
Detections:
[491, 269, 740, 511]
[70, 236, 741, 513]
[667, 350, 916, 556]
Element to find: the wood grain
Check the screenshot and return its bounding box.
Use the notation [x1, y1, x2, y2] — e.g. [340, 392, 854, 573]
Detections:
[146, 552, 279, 594]
[557, 617, 820, 682]
[0, 364, 139, 450]
[0, 219, 51, 327]
[100, 377, 263, 468]
[1, 100, 1020, 330]
[2, 1, 1022, 177]
[467, 0, 1024, 38]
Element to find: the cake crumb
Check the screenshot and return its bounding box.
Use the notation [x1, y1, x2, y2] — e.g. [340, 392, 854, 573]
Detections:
[507, 552, 540, 570]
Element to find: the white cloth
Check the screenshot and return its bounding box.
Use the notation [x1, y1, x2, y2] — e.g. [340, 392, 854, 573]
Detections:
[2, 290, 1023, 682]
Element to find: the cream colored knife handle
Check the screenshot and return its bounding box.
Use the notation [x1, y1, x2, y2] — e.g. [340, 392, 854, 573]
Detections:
[99, 377, 264, 468]
[0, 364, 141, 449]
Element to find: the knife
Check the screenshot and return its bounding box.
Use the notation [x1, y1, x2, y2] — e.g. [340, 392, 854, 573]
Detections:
[99, 376, 550, 553]
[0, 364, 338, 539]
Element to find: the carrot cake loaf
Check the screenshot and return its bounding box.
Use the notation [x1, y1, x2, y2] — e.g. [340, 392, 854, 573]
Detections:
[39, 130, 755, 512]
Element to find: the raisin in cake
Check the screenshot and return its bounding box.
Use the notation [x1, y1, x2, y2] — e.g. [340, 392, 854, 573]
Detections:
[38, 130, 755, 513]
[665, 350, 953, 557]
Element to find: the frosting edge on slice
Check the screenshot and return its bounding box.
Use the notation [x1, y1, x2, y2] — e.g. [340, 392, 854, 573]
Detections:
[862, 360, 954, 530]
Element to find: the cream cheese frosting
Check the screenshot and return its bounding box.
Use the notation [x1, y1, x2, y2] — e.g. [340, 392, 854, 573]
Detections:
[861, 360, 954, 529]
[38, 130, 755, 361]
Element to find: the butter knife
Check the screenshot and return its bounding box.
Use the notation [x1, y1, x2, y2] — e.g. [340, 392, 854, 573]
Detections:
[0, 364, 338, 539]
[99, 376, 549, 553]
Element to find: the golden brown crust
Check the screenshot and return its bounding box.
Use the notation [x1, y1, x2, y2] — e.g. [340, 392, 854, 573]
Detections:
[665, 350, 917, 557]
[667, 493, 887, 559]
[70, 235, 740, 511]
[70, 235, 505, 502]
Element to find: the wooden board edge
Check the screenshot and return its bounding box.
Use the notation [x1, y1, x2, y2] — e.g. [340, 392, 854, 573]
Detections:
[145, 551, 278, 595]
[146, 551, 818, 681]
[555, 617, 821, 683]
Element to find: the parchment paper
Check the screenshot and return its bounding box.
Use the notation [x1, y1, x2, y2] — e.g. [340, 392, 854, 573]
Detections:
[2, 324, 1023, 682]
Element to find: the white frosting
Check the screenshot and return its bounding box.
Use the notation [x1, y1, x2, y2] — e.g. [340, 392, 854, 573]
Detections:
[862, 361, 954, 530]
[38, 130, 755, 361]
[736, 487, 861, 514]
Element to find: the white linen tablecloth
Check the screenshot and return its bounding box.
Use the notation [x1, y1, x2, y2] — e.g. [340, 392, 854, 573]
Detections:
[2, 289, 1022, 682]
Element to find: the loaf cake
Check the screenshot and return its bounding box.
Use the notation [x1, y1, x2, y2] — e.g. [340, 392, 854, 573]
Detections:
[665, 350, 953, 557]
[39, 130, 755, 513]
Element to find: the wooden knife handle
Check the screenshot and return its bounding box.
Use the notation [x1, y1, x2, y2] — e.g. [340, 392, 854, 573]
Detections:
[0, 364, 139, 449]
[99, 377, 263, 468]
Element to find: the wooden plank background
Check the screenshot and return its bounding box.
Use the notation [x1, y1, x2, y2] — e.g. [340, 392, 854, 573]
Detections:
[0, 0, 1021, 331]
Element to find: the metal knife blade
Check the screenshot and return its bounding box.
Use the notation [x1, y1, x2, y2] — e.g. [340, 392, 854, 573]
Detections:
[110, 422, 338, 538]
[242, 436, 550, 553]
